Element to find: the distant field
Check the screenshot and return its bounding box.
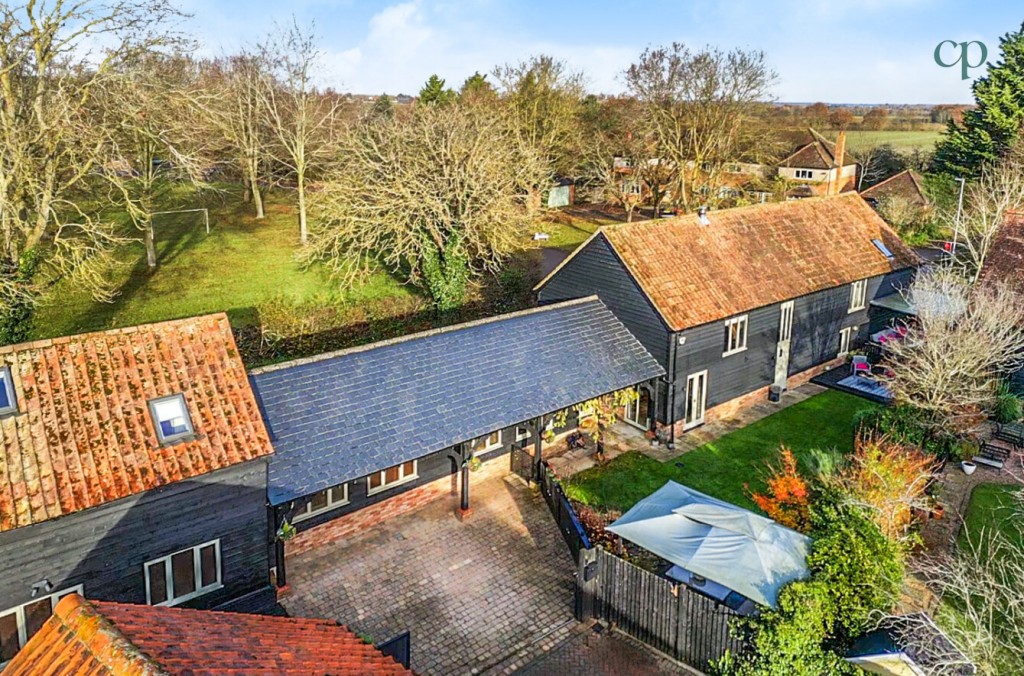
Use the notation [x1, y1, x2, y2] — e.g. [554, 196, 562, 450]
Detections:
[835, 130, 943, 154]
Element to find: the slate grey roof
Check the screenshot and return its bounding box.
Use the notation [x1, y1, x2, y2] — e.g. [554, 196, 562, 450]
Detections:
[252, 297, 665, 505]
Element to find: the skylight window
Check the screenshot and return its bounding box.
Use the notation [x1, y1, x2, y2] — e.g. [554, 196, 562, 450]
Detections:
[872, 238, 895, 259]
[149, 394, 194, 443]
[0, 366, 16, 415]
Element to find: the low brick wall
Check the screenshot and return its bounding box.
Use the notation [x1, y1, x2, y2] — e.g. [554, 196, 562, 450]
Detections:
[286, 453, 510, 556]
[661, 358, 842, 438]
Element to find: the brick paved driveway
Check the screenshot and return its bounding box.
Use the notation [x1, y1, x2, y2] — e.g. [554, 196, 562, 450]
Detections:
[514, 624, 688, 676]
[281, 475, 577, 675]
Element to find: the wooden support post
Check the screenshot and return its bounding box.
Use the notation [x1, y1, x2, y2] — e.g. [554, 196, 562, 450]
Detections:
[532, 415, 544, 482]
[458, 461, 472, 520]
[273, 506, 289, 593]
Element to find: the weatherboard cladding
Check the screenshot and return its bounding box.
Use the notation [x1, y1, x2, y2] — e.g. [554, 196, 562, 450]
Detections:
[253, 297, 664, 506]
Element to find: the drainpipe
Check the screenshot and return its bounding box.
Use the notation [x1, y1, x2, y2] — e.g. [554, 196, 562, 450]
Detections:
[532, 415, 545, 482]
[457, 442, 472, 519]
[666, 332, 679, 451]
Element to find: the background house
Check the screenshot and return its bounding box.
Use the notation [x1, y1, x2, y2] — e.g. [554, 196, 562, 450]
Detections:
[0, 314, 275, 664]
[778, 129, 858, 198]
[860, 169, 930, 208]
[535, 193, 919, 444]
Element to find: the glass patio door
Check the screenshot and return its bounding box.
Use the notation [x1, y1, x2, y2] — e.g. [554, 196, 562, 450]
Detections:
[683, 371, 708, 430]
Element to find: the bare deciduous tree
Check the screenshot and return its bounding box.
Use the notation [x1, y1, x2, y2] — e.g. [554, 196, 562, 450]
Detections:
[953, 140, 1024, 282]
[306, 104, 547, 311]
[885, 268, 1024, 434]
[98, 53, 211, 267]
[199, 52, 271, 219]
[0, 0, 181, 341]
[260, 20, 342, 245]
[900, 488, 1024, 674]
[493, 55, 585, 178]
[624, 43, 777, 211]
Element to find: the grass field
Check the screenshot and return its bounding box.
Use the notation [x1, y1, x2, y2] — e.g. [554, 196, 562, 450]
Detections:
[829, 130, 943, 155]
[564, 390, 875, 513]
[31, 194, 416, 340]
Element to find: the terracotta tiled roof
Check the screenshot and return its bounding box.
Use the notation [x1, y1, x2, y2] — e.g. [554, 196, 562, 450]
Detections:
[979, 210, 1024, 294]
[3, 594, 412, 675]
[0, 314, 273, 533]
[589, 193, 919, 330]
[780, 140, 836, 169]
[860, 169, 929, 207]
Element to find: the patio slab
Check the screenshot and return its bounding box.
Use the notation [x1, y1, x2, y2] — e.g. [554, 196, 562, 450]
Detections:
[281, 474, 578, 675]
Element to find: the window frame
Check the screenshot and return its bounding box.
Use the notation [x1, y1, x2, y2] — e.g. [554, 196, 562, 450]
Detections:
[795, 169, 814, 180]
[515, 426, 531, 442]
[144, 539, 222, 607]
[779, 301, 795, 343]
[723, 315, 749, 357]
[849, 279, 868, 313]
[148, 393, 195, 445]
[839, 326, 858, 357]
[366, 460, 419, 496]
[292, 483, 350, 523]
[471, 430, 503, 456]
[0, 585, 83, 665]
[0, 365, 16, 416]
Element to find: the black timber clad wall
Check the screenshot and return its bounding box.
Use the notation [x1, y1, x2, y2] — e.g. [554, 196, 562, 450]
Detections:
[282, 415, 579, 535]
[537, 235, 670, 366]
[670, 274, 896, 421]
[0, 459, 269, 613]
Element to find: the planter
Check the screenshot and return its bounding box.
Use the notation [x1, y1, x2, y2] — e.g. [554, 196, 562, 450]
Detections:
[932, 504, 945, 520]
[961, 460, 977, 475]
[650, 439, 659, 448]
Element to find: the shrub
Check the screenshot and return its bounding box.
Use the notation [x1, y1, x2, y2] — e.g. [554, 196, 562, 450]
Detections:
[720, 500, 904, 674]
[835, 433, 938, 541]
[748, 448, 812, 533]
[994, 381, 1022, 424]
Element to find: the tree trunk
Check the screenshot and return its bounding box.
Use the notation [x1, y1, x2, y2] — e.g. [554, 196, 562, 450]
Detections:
[145, 218, 157, 268]
[297, 177, 307, 245]
[247, 158, 265, 220]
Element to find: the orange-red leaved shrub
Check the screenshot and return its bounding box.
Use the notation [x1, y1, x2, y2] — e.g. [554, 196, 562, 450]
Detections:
[748, 447, 812, 532]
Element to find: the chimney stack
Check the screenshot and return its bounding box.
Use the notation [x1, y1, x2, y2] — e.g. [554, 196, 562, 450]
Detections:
[829, 130, 847, 196]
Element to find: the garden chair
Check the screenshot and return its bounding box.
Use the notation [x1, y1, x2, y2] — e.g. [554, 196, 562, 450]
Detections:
[851, 355, 870, 377]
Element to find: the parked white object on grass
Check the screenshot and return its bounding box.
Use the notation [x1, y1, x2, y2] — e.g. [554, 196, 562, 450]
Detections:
[533, 232, 550, 241]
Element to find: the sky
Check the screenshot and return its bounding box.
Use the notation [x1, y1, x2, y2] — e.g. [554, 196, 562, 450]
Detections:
[177, 0, 1024, 104]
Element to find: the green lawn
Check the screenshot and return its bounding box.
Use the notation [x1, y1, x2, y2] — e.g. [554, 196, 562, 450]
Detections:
[31, 195, 418, 340]
[828, 130, 943, 155]
[959, 483, 1023, 555]
[564, 390, 876, 513]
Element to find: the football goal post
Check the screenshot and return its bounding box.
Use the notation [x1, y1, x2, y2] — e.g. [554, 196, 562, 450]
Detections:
[150, 208, 210, 234]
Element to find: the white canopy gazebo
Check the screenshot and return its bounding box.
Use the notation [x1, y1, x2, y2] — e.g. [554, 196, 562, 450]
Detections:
[606, 481, 811, 608]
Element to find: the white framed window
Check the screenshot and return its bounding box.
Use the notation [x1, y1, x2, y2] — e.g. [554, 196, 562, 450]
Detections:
[0, 585, 83, 664]
[849, 279, 868, 313]
[723, 315, 749, 356]
[145, 540, 222, 607]
[471, 430, 503, 456]
[779, 301, 794, 343]
[515, 426, 531, 442]
[0, 366, 16, 416]
[149, 393, 194, 444]
[367, 460, 418, 495]
[795, 169, 814, 179]
[839, 326, 858, 357]
[293, 484, 349, 523]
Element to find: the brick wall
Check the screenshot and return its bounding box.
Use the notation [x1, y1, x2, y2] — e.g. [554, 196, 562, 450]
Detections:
[286, 453, 510, 556]
[659, 357, 841, 439]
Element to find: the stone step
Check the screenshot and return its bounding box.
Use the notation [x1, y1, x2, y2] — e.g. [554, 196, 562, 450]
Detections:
[973, 455, 1004, 469]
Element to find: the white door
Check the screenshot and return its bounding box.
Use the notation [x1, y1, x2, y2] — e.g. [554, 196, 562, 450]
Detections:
[774, 301, 794, 389]
[683, 371, 708, 430]
[624, 386, 650, 430]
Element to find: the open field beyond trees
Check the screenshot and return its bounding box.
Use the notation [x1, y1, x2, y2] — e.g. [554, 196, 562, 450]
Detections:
[564, 390, 876, 513]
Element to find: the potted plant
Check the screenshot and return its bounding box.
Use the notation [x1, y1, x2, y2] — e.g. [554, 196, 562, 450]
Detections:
[645, 429, 658, 447]
[957, 437, 979, 475]
[467, 456, 482, 472]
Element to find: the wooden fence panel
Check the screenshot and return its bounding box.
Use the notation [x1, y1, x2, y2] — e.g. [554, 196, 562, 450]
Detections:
[577, 547, 745, 671]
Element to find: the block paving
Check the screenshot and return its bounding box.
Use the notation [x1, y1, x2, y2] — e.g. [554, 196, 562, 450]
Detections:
[282, 475, 579, 675]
